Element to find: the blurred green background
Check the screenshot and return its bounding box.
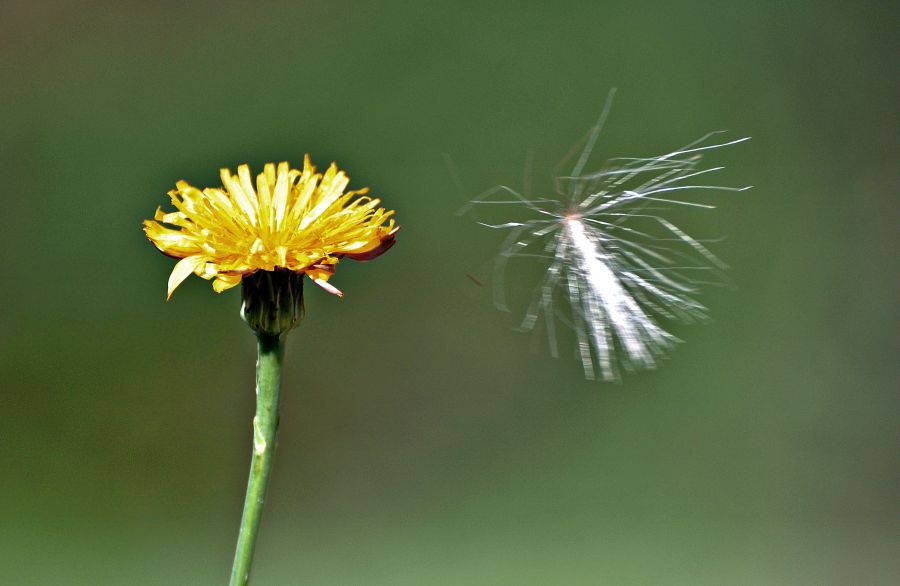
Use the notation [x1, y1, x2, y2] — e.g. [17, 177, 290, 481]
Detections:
[1, 1, 896, 584]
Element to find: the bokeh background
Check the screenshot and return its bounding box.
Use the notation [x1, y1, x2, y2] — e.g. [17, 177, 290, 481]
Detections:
[2, 1, 897, 584]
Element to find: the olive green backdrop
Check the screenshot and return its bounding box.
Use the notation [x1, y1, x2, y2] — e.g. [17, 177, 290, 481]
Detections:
[1, 1, 897, 584]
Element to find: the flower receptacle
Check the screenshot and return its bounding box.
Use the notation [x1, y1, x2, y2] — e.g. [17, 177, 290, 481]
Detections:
[240, 270, 305, 336]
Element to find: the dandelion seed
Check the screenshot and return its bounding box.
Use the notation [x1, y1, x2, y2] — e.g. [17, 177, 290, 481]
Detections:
[461, 91, 750, 380]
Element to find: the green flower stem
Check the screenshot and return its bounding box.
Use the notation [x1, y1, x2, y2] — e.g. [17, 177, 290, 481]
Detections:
[229, 332, 285, 586]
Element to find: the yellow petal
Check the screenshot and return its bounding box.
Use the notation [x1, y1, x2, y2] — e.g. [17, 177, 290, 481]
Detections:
[166, 255, 206, 300]
[213, 274, 242, 293]
[256, 170, 273, 230]
[299, 169, 350, 230]
[221, 168, 258, 226]
[272, 162, 290, 231]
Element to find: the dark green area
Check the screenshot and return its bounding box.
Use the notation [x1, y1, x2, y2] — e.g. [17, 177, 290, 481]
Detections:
[1, 1, 896, 584]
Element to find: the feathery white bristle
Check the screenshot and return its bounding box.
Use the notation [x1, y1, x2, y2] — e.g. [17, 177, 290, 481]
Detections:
[461, 92, 749, 380]
[563, 216, 673, 379]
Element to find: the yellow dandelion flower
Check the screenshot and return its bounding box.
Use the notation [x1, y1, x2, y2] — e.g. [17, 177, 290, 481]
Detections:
[144, 156, 399, 300]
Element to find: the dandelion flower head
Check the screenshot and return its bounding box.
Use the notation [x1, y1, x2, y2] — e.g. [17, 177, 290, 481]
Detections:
[144, 157, 399, 299]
